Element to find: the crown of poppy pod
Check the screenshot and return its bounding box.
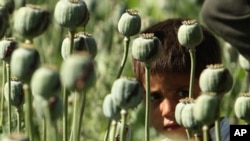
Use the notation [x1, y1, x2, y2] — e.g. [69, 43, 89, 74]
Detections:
[0, 38, 18, 62]
[234, 93, 250, 123]
[199, 64, 233, 95]
[111, 77, 143, 110]
[193, 93, 220, 126]
[177, 19, 203, 49]
[4, 78, 24, 108]
[131, 33, 162, 65]
[60, 53, 95, 91]
[102, 94, 121, 121]
[118, 9, 141, 37]
[54, 0, 89, 30]
[13, 4, 50, 40]
[61, 32, 97, 60]
[31, 66, 61, 100]
[10, 46, 40, 83]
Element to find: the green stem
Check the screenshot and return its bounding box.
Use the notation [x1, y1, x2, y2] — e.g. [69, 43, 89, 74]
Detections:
[116, 37, 130, 79]
[215, 118, 221, 141]
[185, 129, 192, 140]
[6, 63, 11, 133]
[70, 91, 81, 141]
[63, 87, 69, 141]
[120, 109, 127, 141]
[202, 125, 209, 141]
[77, 90, 86, 140]
[23, 84, 34, 140]
[188, 48, 196, 98]
[68, 30, 75, 55]
[44, 102, 56, 141]
[16, 107, 22, 132]
[109, 120, 117, 141]
[0, 61, 6, 126]
[43, 118, 46, 141]
[104, 120, 112, 141]
[144, 63, 151, 141]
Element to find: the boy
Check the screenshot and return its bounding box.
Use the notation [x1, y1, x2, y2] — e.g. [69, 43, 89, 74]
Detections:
[132, 18, 229, 140]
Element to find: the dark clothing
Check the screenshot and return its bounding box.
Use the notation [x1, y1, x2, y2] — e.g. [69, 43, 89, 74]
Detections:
[201, 0, 250, 60]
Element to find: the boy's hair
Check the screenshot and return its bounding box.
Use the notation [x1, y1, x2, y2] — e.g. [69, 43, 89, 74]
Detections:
[132, 18, 222, 81]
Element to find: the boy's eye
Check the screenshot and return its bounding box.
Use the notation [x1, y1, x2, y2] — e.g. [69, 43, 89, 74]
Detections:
[177, 90, 189, 98]
[150, 92, 163, 101]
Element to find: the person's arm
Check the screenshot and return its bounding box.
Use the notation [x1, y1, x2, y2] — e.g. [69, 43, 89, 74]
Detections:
[201, 0, 250, 60]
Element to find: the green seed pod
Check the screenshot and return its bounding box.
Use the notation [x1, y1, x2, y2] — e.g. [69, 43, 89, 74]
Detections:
[234, 93, 250, 123]
[61, 32, 97, 60]
[102, 94, 121, 121]
[118, 9, 141, 37]
[0, 0, 15, 14]
[199, 64, 233, 95]
[0, 38, 18, 62]
[31, 66, 61, 99]
[60, 53, 95, 91]
[111, 77, 143, 110]
[239, 54, 250, 72]
[54, 0, 89, 29]
[13, 4, 50, 40]
[2, 132, 29, 141]
[33, 95, 63, 121]
[131, 33, 162, 64]
[175, 99, 187, 126]
[181, 100, 199, 130]
[193, 93, 220, 126]
[177, 20, 203, 49]
[0, 6, 8, 39]
[4, 78, 24, 108]
[10, 45, 40, 82]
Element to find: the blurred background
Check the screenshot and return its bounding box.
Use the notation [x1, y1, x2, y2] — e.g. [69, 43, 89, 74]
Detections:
[1, 0, 246, 140]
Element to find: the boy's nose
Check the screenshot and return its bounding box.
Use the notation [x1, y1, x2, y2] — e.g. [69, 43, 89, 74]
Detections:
[159, 98, 175, 118]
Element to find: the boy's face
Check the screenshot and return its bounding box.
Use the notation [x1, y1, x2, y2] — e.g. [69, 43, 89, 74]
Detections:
[142, 72, 201, 139]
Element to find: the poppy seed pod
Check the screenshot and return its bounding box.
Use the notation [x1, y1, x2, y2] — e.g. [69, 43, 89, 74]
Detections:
[54, 0, 89, 29]
[131, 33, 162, 64]
[193, 93, 220, 126]
[239, 54, 250, 72]
[0, 6, 8, 39]
[199, 64, 233, 95]
[111, 77, 143, 110]
[0, 0, 15, 14]
[31, 66, 61, 99]
[181, 101, 199, 130]
[33, 95, 63, 121]
[102, 94, 121, 121]
[0, 38, 18, 62]
[175, 99, 187, 126]
[234, 93, 250, 123]
[4, 78, 24, 108]
[118, 9, 141, 37]
[61, 32, 97, 60]
[10, 46, 40, 82]
[60, 53, 95, 91]
[13, 4, 50, 40]
[177, 20, 203, 49]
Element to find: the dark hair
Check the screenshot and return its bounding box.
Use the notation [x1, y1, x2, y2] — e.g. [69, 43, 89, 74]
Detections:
[132, 18, 222, 81]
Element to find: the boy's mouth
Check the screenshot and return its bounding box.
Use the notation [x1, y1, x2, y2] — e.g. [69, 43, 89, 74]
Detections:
[163, 119, 181, 131]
